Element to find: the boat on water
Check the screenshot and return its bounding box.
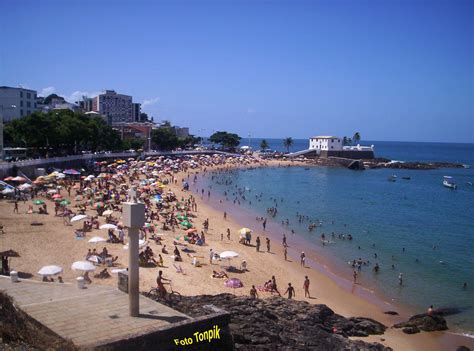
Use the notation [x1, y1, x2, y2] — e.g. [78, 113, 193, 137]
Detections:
[443, 176, 457, 190]
[402, 176, 411, 180]
[388, 175, 397, 182]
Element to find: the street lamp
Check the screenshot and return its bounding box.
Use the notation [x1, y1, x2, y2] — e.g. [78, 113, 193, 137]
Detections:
[0, 104, 17, 161]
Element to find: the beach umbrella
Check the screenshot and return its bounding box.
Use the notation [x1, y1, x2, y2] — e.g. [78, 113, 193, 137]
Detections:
[33, 199, 45, 205]
[219, 251, 239, 259]
[0, 250, 20, 257]
[93, 202, 104, 209]
[186, 228, 197, 234]
[63, 169, 80, 175]
[1, 188, 15, 195]
[102, 210, 113, 216]
[52, 194, 63, 199]
[239, 228, 252, 236]
[56, 173, 66, 179]
[38, 265, 63, 276]
[18, 183, 32, 191]
[123, 240, 147, 250]
[224, 278, 243, 288]
[71, 261, 96, 272]
[11, 176, 27, 183]
[87, 255, 100, 263]
[100, 223, 117, 230]
[60, 199, 71, 206]
[71, 214, 88, 223]
[88, 236, 107, 243]
[3, 176, 14, 182]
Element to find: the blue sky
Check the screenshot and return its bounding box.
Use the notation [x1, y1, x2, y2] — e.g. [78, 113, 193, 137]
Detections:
[1, 0, 473, 142]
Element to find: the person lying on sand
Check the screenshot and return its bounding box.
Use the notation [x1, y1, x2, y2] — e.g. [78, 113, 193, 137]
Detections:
[212, 270, 228, 278]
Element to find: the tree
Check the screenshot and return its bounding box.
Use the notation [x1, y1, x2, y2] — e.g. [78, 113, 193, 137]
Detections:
[283, 137, 294, 153]
[353, 132, 361, 145]
[209, 131, 241, 151]
[260, 139, 269, 151]
[151, 127, 179, 151]
[343, 136, 352, 146]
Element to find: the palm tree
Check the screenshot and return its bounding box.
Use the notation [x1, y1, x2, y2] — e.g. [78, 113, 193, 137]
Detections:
[343, 136, 352, 146]
[260, 139, 269, 151]
[353, 132, 361, 145]
[283, 137, 294, 154]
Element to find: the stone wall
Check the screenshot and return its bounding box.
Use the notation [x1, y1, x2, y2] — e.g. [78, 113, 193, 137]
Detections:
[321, 150, 375, 159]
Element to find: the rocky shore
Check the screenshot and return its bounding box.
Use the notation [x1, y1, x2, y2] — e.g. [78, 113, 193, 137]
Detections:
[151, 293, 392, 350]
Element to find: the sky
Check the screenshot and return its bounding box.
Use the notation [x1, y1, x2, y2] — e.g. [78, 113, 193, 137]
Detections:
[0, 0, 473, 143]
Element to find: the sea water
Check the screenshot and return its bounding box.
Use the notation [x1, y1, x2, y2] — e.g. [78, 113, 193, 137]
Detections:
[201, 140, 474, 333]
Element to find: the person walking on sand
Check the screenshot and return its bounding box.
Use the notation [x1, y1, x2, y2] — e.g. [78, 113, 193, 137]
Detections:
[353, 270, 357, 283]
[209, 249, 214, 265]
[398, 273, 403, 286]
[284, 246, 288, 261]
[300, 251, 306, 267]
[256, 236, 261, 252]
[303, 276, 311, 298]
[271, 275, 281, 296]
[284, 283, 295, 299]
[266, 238, 271, 252]
[262, 218, 267, 231]
[224, 211, 227, 219]
[13, 200, 19, 214]
[250, 285, 258, 299]
[282, 233, 287, 247]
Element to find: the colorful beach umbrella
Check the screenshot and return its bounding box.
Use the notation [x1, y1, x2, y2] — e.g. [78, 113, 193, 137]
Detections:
[60, 199, 71, 206]
[33, 199, 45, 205]
[63, 169, 81, 175]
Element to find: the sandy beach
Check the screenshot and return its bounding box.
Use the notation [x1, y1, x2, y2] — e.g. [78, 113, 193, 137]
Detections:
[0, 157, 471, 351]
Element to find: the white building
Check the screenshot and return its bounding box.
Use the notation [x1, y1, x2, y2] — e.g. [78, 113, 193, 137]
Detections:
[309, 136, 343, 151]
[0, 86, 38, 121]
[92, 90, 134, 124]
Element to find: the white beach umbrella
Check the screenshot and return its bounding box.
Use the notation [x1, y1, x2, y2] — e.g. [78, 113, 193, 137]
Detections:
[123, 239, 147, 250]
[1, 188, 14, 194]
[99, 224, 117, 230]
[71, 214, 88, 223]
[88, 236, 107, 243]
[102, 210, 113, 216]
[219, 251, 239, 259]
[71, 261, 96, 272]
[38, 265, 63, 276]
[18, 183, 32, 191]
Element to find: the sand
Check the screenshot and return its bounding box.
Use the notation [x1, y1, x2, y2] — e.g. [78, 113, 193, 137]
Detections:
[1, 159, 470, 351]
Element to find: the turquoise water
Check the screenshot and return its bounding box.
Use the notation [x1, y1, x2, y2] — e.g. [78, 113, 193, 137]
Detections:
[202, 141, 474, 333]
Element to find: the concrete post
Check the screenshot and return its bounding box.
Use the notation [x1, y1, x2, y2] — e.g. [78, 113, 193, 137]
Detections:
[122, 187, 145, 317]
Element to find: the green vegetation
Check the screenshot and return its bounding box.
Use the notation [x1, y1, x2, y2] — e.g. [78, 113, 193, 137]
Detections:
[260, 139, 269, 151]
[343, 132, 361, 146]
[283, 137, 293, 153]
[4, 110, 122, 156]
[151, 124, 198, 151]
[209, 131, 241, 151]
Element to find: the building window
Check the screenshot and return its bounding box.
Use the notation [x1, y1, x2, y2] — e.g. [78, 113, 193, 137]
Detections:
[20, 101, 23, 107]
[27, 110, 31, 115]
[20, 109, 24, 116]
[331, 139, 334, 142]
[27, 101, 31, 108]
[27, 92, 31, 99]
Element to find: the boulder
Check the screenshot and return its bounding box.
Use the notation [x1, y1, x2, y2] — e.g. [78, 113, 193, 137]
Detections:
[393, 313, 448, 332]
[151, 293, 392, 351]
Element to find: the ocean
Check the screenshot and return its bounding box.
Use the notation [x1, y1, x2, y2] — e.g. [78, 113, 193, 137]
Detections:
[200, 140, 474, 334]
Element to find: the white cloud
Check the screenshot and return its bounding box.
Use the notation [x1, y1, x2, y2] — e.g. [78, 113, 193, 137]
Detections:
[65, 90, 101, 104]
[247, 108, 256, 114]
[142, 97, 160, 108]
[39, 86, 56, 97]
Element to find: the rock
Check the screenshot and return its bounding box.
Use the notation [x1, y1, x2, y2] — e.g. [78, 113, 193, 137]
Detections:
[150, 293, 392, 351]
[393, 313, 448, 332]
[456, 346, 470, 351]
[383, 311, 399, 315]
[402, 326, 420, 334]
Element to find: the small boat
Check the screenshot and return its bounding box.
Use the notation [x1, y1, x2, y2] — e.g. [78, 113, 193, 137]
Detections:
[402, 176, 411, 180]
[466, 181, 473, 186]
[443, 176, 457, 190]
[388, 175, 397, 182]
